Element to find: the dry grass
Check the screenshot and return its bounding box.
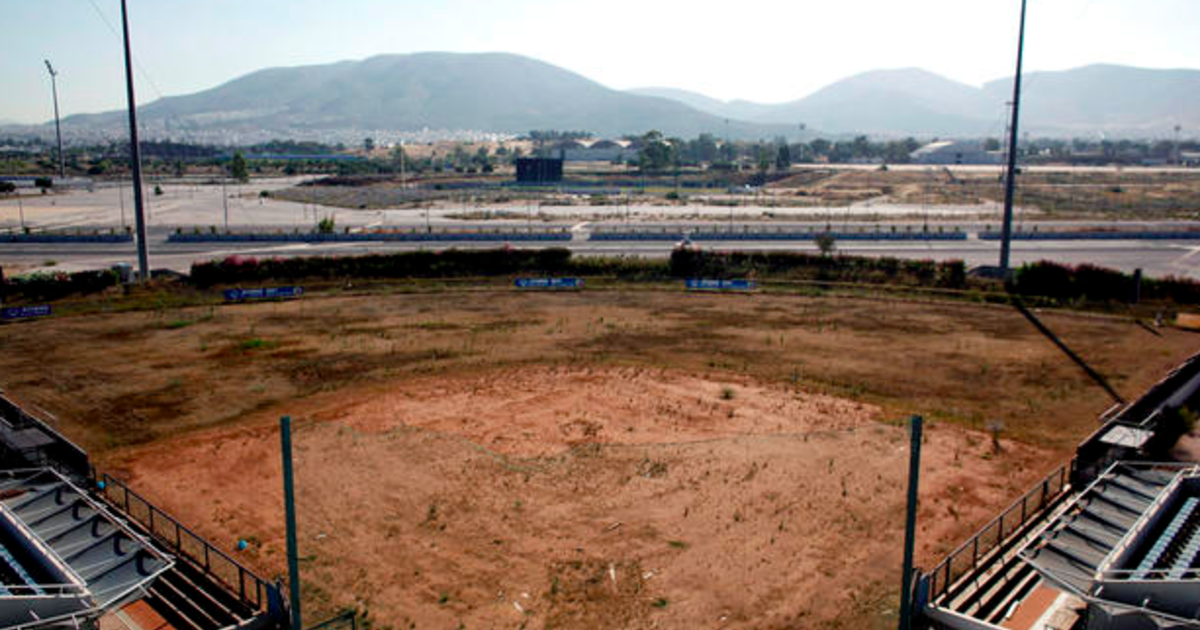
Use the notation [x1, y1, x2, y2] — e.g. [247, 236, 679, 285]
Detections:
[1, 289, 1193, 454]
[2, 288, 1197, 628]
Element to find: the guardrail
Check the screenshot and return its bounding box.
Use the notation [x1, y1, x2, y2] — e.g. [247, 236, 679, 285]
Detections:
[0, 234, 132, 243]
[95, 472, 274, 612]
[168, 231, 571, 243]
[978, 230, 1200, 241]
[925, 461, 1072, 602]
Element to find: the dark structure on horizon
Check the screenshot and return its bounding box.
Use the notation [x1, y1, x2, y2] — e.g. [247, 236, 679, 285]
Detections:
[515, 157, 563, 183]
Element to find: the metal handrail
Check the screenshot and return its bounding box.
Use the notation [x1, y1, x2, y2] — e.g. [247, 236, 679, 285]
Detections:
[95, 472, 273, 611]
[926, 461, 1071, 601]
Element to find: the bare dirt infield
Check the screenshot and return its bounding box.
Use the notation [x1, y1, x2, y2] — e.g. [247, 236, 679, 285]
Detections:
[110, 367, 1048, 630]
[2, 288, 1198, 628]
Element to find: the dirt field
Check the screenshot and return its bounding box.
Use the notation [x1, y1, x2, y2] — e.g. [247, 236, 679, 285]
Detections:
[2, 289, 1197, 628]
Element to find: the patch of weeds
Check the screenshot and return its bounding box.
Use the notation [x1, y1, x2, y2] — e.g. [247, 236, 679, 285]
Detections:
[438, 592, 450, 605]
[651, 598, 669, 608]
[719, 386, 736, 400]
[667, 540, 689, 549]
[163, 319, 194, 330]
[239, 337, 276, 351]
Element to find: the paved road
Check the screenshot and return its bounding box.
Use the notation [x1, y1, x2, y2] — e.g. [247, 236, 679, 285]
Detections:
[3, 229, 1199, 279]
[3, 181, 1200, 279]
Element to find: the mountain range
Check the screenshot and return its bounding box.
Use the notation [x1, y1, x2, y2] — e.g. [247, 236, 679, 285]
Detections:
[634, 64, 1200, 138]
[35, 53, 1200, 141]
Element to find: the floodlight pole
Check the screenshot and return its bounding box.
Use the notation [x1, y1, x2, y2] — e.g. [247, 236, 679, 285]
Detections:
[898, 415, 923, 630]
[44, 61, 65, 180]
[280, 416, 303, 630]
[998, 0, 1028, 276]
[120, 0, 150, 281]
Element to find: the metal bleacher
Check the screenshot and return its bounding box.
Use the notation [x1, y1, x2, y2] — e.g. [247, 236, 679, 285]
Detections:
[0, 469, 173, 629]
[0, 393, 285, 630]
[1021, 464, 1177, 594]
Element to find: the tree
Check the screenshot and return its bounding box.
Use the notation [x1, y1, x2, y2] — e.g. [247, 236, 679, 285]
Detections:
[815, 233, 836, 256]
[638, 131, 673, 172]
[694, 133, 718, 163]
[775, 143, 791, 171]
[0, 181, 16, 194]
[364, 137, 376, 152]
[809, 138, 831, 160]
[229, 151, 249, 183]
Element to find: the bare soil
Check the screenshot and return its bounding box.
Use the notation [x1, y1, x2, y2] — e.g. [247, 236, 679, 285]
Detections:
[2, 289, 1197, 628]
[108, 366, 1050, 630]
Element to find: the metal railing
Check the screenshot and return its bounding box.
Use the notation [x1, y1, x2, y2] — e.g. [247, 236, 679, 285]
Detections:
[925, 461, 1072, 602]
[94, 472, 273, 612]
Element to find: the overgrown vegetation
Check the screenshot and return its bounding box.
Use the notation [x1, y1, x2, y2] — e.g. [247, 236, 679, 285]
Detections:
[1, 269, 118, 302]
[1011, 260, 1200, 305]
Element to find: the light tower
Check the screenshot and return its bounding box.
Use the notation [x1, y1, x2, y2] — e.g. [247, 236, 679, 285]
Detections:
[44, 60, 65, 180]
[120, 0, 150, 281]
[997, 0, 1029, 277]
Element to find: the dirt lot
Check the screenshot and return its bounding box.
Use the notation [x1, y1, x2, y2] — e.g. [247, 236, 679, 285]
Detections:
[2, 289, 1197, 628]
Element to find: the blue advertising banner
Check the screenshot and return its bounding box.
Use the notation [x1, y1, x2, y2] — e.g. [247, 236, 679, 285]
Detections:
[514, 278, 583, 289]
[685, 279, 757, 291]
[1, 305, 52, 320]
[224, 286, 305, 302]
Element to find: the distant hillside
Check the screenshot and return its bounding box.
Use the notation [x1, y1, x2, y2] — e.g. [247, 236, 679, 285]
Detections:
[627, 88, 775, 123]
[982, 64, 1200, 136]
[641, 65, 1199, 138]
[748, 68, 997, 136]
[46, 55, 1200, 141]
[62, 52, 800, 141]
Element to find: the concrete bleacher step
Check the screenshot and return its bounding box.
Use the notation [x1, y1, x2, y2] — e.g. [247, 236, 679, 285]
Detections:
[162, 564, 246, 626]
[961, 556, 1038, 621]
[154, 575, 225, 629]
[985, 567, 1042, 625]
[146, 584, 208, 630]
[143, 561, 251, 630]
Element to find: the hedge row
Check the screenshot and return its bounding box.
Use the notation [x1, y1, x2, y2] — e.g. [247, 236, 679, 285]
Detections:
[669, 249, 969, 289]
[1011, 261, 1200, 304]
[190, 249, 584, 287]
[1, 269, 118, 302]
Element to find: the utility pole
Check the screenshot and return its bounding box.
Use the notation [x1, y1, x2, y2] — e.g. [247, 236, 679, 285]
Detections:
[120, 0, 150, 281]
[44, 60, 65, 180]
[998, 0, 1029, 276]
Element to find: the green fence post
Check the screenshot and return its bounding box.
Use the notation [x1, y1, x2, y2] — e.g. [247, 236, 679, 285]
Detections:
[899, 415, 923, 630]
[281, 415, 302, 630]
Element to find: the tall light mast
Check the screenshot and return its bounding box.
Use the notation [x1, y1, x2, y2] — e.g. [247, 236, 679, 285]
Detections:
[44, 60, 65, 180]
[998, 0, 1028, 277]
[120, 0, 151, 280]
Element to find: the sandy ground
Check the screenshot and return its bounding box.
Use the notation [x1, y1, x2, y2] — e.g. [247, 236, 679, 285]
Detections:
[3, 289, 1196, 628]
[108, 366, 1053, 629]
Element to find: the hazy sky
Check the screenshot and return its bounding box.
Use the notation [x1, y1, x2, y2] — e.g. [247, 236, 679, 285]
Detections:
[4, 0, 1199, 124]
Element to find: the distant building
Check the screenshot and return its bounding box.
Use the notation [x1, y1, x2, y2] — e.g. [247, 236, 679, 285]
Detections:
[910, 140, 1001, 165]
[515, 158, 563, 183]
[1182, 151, 1200, 167]
[553, 138, 638, 163]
